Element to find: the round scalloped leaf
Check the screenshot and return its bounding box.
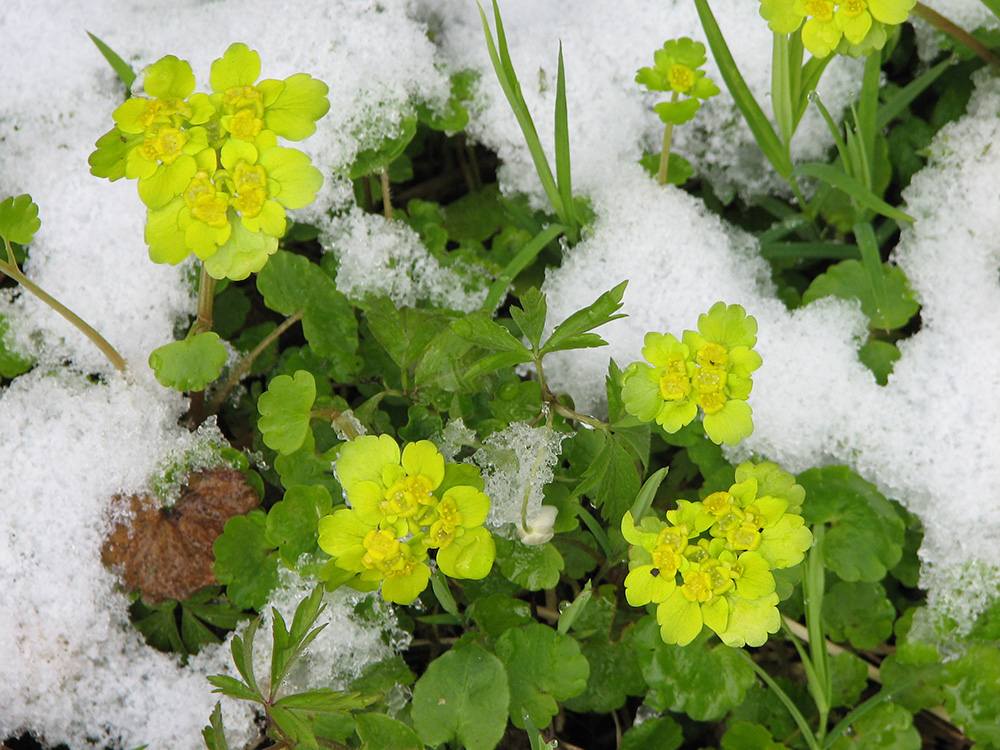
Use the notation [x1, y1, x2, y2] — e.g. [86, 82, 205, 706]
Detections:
[828, 702, 920, 750]
[213, 510, 279, 610]
[620, 715, 683, 750]
[494, 624, 590, 729]
[797, 466, 904, 582]
[258, 370, 316, 455]
[0, 194, 40, 245]
[411, 643, 509, 750]
[802, 259, 920, 331]
[721, 721, 788, 750]
[494, 536, 564, 591]
[265, 484, 333, 566]
[822, 580, 895, 650]
[635, 616, 755, 721]
[148, 332, 227, 392]
[829, 651, 869, 709]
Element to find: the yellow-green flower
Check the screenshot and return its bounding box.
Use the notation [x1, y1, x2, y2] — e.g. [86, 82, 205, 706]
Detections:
[622, 303, 762, 446]
[636, 38, 720, 126]
[209, 43, 330, 146]
[758, 0, 914, 58]
[622, 462, 812, 648]
[319, 435, 496, 604]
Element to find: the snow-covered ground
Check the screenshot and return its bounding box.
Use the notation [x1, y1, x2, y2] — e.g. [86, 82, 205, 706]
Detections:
[1, 0, 998, 746]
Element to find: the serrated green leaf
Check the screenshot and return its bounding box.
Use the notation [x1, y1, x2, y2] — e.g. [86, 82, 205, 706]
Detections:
[180, 607, 222, 653]
[411, 643, 509, 750]
[802, 260, 919, 331]
[823, 580, 895, 650]
[266, 485, 333, 566]
[510, 287, 547, 351]
[202, 703, 229, 750]
[495, 624, 590, 728]
[207, 675, 261, 703]
[452, 312, 532, 355]
[412, 325, 478, 391]
[828, 701, 919, 749]
[273, 689, 375, 713]
[541, 281, 627, 355]
[579, 432, 641, 524]
[364, 298, 451, 372]
[258, 370, 317, 455]
[0, 195, 40, 246]
[213, 510, 279, 610]
[494, 536, 564, 590]
[465, 350, 535, 381]
[469, 593, 534, 644]
[354, 713, 422, 750]
[148, 332, 226, 392]
[798, 466, 904, 582]
[269, 704, 318, 749]
[636, 617, 755, 721]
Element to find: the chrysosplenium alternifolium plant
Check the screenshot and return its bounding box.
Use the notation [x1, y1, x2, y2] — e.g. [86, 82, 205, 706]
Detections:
[622, 463, 813, 647]
[759, 0, 916, 57]
[90, 43, 328, 280]
[621, 302, 762, 446]
[318, 435, 496, 605]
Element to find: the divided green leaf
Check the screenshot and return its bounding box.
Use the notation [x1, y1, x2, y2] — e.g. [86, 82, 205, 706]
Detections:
[541, 281, 628, 355]
[0, 194, 41, 246]
[258, 370, 317, 455]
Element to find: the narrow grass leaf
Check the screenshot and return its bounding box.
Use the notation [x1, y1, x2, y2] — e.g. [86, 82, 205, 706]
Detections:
[555, 44, 578, 234]
[483, 223, 565, 313]
[853, 221, 890, 332]
[86, 32, 137, 94]
[760, 241, 860, 260]
[792, 162, 914, 222]
[629, 467, 669, 525]
[875, 57, 951, 130]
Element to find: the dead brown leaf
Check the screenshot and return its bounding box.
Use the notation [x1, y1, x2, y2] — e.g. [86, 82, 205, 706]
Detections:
[102, 468, 259, 604]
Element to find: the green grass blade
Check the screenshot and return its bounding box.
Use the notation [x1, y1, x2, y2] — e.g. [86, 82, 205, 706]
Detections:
[694, 0, 792, 178]
[875, 56, 950, 130]
[792, 162, 914, 222]
[855, 53, 881, 184]
[809, 93, 850, 168]
[482, 223, 565, 312]
[979, 0, 1000, 21]
[479, 1, 565, 219]
[554, 43, 578, 235]
[853, 220, 890, 332]
[86, 32, 136, 95]
[796, 54, 832, 127]
[771, 33, 795, 144]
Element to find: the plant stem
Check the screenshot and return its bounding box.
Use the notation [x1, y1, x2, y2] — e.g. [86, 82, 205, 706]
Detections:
[735, 649, 823, 750]
[913, 2, 1000, 70]
[380, 167, 393, 219]
[206, 310, 303, 416]
[535, 355, 609, 431]
[657, 92, 679, 186]
[0, 242, 127, 374]
[194, 263, 217, 335]
[804, 523, 831, 740]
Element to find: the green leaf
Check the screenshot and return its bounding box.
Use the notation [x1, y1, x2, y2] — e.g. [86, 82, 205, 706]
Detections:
[202, 703, 229, 750]
[482, 223, 565, 314]
[364, 299, 452, 373]
[556, 580, 593, 635]
[829, 651, 869, 710]
[509, 287, 547, 351]
[452, 312, 532, 355]
[495, 624, 590, 728]
[349, 114, 418, 179]
[792, 163, 914, 223]
[258, 370, 317, 455]
[858, 340, 900, 386]
[0, 316, 33, 378]
[636, 618, 755, 721]
[494, 536, 564, 590]
[89, 128, 140, 181]
[0, 194, 41, 245]
[130, 599, 185, 655]
[354, 713, 422, 750]
[273, 689, 376, 713]
[828, 702, 919, 750]
[578, 432, 641, 524]
[798, 466, 904, 582]
[563, 606, 645, 714]
[86, 32, 137, 93]
[823, 580, 895, 650]
[441, 184, 504, 242]
[541, 281, 627, 355]
[213, 510, 279, 610]
[207, 674, 260, 703]
[620, 715, 683, 750]
[629, 467, 668, 525]
[721, 721, 788, 750]
[411, 643, 510, 750]
[148, 332, 227, 392]
[269, 704, 318, 749]
[431, 568, 463, 623]
[266, 485, 334, 566]
[273, 430, 341, 496]
[469, 593, 534, 644]
[802, 259, 919, 331]
[412, 325, 478, 391]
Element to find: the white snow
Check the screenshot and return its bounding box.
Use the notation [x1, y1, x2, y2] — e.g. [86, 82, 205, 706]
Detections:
[1, 0, 998, 746]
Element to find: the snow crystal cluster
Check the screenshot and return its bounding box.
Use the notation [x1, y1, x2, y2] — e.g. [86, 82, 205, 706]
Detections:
[1, 0, 998, 746]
